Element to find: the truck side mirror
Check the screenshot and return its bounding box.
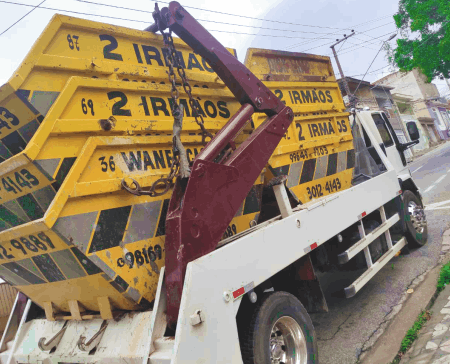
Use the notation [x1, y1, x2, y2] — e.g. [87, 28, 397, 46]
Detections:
[406, 122, 420, 141]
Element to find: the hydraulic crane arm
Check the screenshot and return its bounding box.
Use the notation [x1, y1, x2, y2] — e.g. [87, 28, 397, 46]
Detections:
[150, 2, 294, 327]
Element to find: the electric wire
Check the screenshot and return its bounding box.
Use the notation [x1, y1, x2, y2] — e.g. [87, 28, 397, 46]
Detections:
[334, 31, 396, 56]
[0, 0, 45, 36]
[0, 0, 335, 39]
[285, 17, 396, 51]
[73, 0, 347, 35]
[75, 0, 352, 30]
[285, 21, 395, 53]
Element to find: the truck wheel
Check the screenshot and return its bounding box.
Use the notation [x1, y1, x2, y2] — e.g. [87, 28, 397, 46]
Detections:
[403, 190, 427, 247]
[239, 291, 318, 364]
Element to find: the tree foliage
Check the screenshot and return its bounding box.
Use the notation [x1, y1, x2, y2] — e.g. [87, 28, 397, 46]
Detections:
[390, 0, 450, 82]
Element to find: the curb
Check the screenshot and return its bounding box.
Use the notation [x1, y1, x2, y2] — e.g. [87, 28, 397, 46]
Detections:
[358, 266, 435, 361]
[410, 141, 450, 164]
[359, 238, 450, 363]
[396, 252, 450, 364]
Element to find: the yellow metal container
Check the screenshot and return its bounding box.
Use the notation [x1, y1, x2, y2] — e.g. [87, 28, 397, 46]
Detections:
[0, 76, 262, 315]
[0, 18, 352, 317]
[0, 14, 259, 316]
[0, 14, 234, 163]
[245, 49, 354, 203]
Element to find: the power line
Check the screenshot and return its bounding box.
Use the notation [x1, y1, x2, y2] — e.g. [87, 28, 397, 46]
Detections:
[349, 65, 392, 78]
[0, 0, 335, 39]
[74, 0, 351, 30]
[338, 24, 449, 80]
[0, 0, 45, 36]
[289, 21, 395, 53]
[73, 0, 344, 36]
[353, 35, 384, 46]
[202, 29, 334, 39]
[285, 15, 395, 51]
[0, 0, 154, 23]
[337, 38, 347, 52]
[353, 34, 396, 95]
[369, 20, 450, 87]
[345, 39, 378, 51]
[334, 31, 396, 56]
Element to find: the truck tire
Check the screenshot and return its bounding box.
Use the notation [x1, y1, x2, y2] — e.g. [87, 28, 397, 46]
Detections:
[403, 190, 427, 247]
[239, 291, 318, 364]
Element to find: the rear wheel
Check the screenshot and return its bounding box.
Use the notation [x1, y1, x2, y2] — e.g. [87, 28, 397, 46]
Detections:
[239, 291, 318, 364]
[403, 190, 427, 247]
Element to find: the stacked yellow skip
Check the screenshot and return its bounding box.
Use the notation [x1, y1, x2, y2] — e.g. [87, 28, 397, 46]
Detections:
[0, 15, 352, 319]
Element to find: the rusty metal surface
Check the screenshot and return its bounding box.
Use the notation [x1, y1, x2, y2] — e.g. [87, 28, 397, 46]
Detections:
[244, 48, 336, 83]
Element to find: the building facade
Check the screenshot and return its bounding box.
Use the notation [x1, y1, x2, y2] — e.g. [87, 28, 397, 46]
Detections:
[338, 77, 414, 160]
[393, 93, 429, 152]
[376, 69, 448, 145]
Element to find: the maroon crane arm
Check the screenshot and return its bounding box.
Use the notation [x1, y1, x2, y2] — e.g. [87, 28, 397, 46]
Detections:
[155, 2, 294, 327]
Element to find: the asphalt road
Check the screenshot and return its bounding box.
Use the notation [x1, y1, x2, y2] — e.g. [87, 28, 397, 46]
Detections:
[310, 142, 450, 364]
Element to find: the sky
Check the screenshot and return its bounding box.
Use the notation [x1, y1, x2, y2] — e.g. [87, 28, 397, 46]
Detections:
[0, 0, 449, 97]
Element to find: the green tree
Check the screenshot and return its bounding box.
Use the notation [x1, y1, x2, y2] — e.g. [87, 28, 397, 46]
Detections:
[390, 0, 450, 82]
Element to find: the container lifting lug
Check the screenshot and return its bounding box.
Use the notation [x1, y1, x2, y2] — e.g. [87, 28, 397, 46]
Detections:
[77, 320, 108, 352]
[38, 322, 68, 352]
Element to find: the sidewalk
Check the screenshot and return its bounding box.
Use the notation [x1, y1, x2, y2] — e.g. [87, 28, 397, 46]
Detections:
[400, 233, 450, 364]
[410, 141, 448, 163]
[400, 284, 450, 364]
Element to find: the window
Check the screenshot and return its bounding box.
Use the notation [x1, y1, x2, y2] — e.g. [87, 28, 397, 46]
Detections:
[372, 113, 394, 147]
[361, 126, 372, 147]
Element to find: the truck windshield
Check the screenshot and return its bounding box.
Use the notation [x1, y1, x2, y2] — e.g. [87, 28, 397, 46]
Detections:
[372, 114, 394, 147]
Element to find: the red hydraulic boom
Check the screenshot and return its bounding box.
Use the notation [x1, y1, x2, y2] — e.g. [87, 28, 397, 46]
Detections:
[148, 2, 294, 327]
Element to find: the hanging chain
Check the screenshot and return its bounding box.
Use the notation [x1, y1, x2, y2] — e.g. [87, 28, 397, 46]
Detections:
[122, 6, 211, 197]
[162, 28, 214, 145]
[121, 158, 179, 197]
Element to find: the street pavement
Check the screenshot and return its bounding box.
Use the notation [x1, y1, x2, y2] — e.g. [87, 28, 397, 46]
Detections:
[311, 142, 450, 364]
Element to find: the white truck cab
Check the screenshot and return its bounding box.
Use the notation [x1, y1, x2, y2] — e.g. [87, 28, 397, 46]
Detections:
[353, 110, 422, 190]
[352, 110, 426, 248]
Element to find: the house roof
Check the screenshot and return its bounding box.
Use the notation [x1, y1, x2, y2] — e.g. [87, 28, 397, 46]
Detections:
[371, 84, 395, 91]
[392, 93, 413, 101]
[374, 71, 402, 85]
[337, 77, 371, 87]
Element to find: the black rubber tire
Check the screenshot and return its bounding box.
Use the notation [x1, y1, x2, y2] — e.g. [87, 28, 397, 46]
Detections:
[403, 190, 427, 247]
[239, 291, 318, 364]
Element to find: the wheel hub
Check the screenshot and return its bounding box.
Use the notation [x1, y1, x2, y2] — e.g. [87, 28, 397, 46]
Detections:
[270, 316, 308, 364]
[408, 201, 426, 234]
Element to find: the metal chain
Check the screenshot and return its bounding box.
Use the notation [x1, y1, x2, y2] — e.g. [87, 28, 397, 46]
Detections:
[121, 154, 180, 197]
[122, 7, 211, 197]
[163, 30, 214, 144]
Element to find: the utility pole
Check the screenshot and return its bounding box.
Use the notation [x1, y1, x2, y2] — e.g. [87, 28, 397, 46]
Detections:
[330, 31, 356, 106]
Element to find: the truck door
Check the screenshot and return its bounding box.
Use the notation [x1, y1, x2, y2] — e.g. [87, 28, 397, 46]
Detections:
[371, 112, 407, 172]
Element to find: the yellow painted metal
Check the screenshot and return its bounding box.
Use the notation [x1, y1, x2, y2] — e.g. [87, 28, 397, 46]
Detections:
[0, 17, 353, 317]
[0, 15, 251, 315]
[245, 48, 354, 204]
[6, 14, 234, 93]
[0, 77, 261, 314]
[0, 14, 236, 164]
[244, 48, 336, 83]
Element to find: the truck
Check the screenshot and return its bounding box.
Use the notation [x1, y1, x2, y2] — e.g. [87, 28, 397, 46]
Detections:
[0, 2, 426, 363]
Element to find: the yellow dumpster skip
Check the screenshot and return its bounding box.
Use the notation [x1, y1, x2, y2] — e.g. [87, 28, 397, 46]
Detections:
[245, 48, 354, 204]
[0, 77, 263, 316]
[0, 17, 353, 319]
[0, 14, 234, 163]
